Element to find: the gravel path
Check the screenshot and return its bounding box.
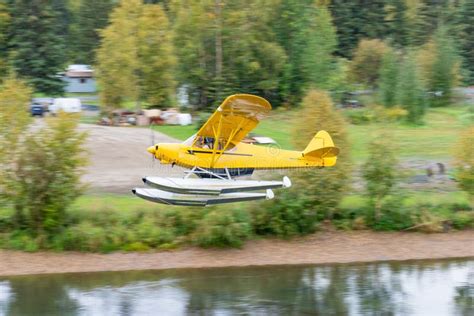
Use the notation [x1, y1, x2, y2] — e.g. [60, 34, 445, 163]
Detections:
[79, 124, 182, 194]
[1, 230, 472, 276]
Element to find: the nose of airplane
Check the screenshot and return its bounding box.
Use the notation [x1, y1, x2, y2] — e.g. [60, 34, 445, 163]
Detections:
[147, 145, 157, 155]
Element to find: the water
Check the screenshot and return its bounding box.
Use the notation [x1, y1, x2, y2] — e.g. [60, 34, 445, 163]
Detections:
[0, 259, 473, 315]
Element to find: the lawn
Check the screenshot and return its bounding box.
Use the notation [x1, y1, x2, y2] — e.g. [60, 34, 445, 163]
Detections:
[151, 105, 471, 161]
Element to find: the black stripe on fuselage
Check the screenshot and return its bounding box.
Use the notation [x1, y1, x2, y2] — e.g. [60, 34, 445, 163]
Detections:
[187, 150, 253, 157]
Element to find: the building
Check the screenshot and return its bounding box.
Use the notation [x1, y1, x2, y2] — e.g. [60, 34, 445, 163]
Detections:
[62, 64, 97, 93]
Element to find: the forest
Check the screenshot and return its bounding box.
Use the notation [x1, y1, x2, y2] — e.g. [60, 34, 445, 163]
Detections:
[0, 0, 472, 112]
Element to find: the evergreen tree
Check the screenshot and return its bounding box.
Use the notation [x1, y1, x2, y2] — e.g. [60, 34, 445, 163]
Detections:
[409, 0, 450, 46]
[456, 0, 474, 84]
[0, 0, 10, 77]
[329, 0, 387, 57]
[70, 0, 116, 64]
[396, 52, 426, 124]
[385, 0, 409, 47]
[378, 47, 399, 108]
[429, 26, 459, 107]
[9, 0, 66, 95]
[273, 1, 337, 105]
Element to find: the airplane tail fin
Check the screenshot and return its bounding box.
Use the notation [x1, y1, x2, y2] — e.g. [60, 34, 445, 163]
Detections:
[303, 130, 340, 159]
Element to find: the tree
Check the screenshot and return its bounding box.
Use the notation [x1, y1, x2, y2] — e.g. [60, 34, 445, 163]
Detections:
[456, 0, 474, 84]
[396, 52, 426, 124]
[454, 127, 474, 210]
[349, 39, 387, 87]
[172, 0, 286, 109]
[385, 0, 409, 47]
[96, 0, 176, 111]
[329, 0, 387, 58]
[70, 0, 116, 64]
[0, 75, 32, 169]
[9, 0, 66, 95]
[11, 113, 87, 237]
[378, 47, 399, 108]
[0, 0, 10, 77]
[137, 4, 177, 107]
[273, 1, 337, 104]
[428, 26, 460, 107]
[362, 133, 398, 221]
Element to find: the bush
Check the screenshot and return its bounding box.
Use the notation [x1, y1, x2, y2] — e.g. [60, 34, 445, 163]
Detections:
[451, 212, 474, 229]
[252, 191, 319, 237]
[194, 207, 252, 248]
[365, 196, 415, 231]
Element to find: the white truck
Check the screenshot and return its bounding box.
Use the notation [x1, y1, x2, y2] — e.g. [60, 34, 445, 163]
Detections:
[49, 98, 82, 114]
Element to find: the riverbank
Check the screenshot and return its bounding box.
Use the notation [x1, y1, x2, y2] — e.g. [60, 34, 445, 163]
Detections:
[1, 230, 472, 276]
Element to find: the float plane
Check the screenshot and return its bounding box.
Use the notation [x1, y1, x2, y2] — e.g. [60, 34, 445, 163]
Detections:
[133, 94, 339, 206]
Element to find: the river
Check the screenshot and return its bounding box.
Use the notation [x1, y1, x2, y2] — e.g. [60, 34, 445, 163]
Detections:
[0, 258, 473, 315]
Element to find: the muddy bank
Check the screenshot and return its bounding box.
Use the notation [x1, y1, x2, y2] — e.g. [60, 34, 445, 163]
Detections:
[0, 230, 473, 276]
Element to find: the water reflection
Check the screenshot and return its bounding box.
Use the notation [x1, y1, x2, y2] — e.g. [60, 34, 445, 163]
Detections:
[0, 259, 472, 315]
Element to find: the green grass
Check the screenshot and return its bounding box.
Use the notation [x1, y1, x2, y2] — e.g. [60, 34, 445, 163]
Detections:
[151, 105, 471, 160]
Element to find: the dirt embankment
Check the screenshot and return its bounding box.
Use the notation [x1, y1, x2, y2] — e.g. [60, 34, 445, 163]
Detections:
[1, 230, 472, 276]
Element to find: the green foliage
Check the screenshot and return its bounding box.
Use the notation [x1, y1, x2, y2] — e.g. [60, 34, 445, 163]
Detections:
[69, 0, 116, 64]
[0, 1, 10, 77]
[456, 0, 474, 84]
[252, 190, 318, 237]
[451, 211, 474, 230]
[454, 127, 474, 209]
[396, 52, 426, 124]
[9, 0, 66, 95]
[329, 0, 387, 58]
[172, 0, 286, 109]
[362, 133, 398, 220]
[368, 197, 415, 231]
[194, 207, 252, 247]
[1, 112, 87, 238]
[349, 39, 387, 87]
[258, 90, 351, 226]
[274, 1, 337, 104]
[96, 0, 176, 111]
[378, 47, 399, 108]
[428, 27, 459, 107]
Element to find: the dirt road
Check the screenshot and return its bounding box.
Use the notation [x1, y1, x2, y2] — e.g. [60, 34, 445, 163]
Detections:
[79, 124, 181, 194]
[0, 230, 472, 276]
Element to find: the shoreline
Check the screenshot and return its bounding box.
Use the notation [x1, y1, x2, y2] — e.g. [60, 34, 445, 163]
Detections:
[1, 230, 473, 277]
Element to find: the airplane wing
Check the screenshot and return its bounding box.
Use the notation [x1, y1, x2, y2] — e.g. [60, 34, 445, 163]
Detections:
[196, 94, 271, 147]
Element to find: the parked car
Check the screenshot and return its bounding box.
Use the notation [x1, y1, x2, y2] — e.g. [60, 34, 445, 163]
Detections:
[30, 98, 54, 116]
[30, 102, 46, 116]
[49, 98, 82, 114]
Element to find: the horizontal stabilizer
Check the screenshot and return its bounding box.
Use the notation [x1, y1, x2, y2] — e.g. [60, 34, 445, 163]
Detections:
[143, 176, 291, 195]
[132, 188, 274, 206]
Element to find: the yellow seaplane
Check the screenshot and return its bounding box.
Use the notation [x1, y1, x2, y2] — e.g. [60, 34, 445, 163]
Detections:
[133, 94, 339, 206]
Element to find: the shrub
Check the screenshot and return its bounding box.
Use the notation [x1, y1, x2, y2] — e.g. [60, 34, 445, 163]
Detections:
[454, 127, 474, 209]
[451, 212, 474, 230]
[365, 196, 415, 231]
[194, 207, 251, 248]
[252, 191, 319, 237]
[362, 132, 398, 221]
[292, 90, 352, 220]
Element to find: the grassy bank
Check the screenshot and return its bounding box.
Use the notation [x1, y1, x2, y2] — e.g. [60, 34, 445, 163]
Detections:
[1, 191, 472, 253]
